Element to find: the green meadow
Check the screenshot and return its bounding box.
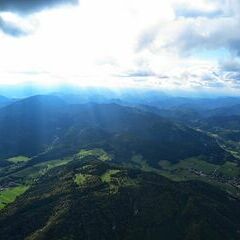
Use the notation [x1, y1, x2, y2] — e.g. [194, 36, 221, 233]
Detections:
[0, 186, 29, 210]
[7, 156, 30, 164]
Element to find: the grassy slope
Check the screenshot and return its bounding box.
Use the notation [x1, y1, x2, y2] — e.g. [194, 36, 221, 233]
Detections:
[77, 149, 112, 162]
[0, 149, 112, 210]
[0, 156, 73, 210]
[0, 186, 29, 210]
[7, 156, 31, 164]
[159, 158, 239, 177]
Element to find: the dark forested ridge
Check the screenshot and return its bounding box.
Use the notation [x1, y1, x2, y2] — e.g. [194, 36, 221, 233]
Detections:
[0, 94, 240, 240]
[0, 158, 240, 240]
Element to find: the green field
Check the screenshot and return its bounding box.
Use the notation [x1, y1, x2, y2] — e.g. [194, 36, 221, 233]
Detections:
[101, 169, 120, 183]
[10, 158, 72, 183]
[159, 158, 240, 178]
[36, 158, 72, 171]
[7, 156, 30, 164]
[74, 173, 91, 185]
[130, 154, 159, 172]
[0, 158, 73, 210]
[0, 186, 29, 210]
[77, 148, 112, 161]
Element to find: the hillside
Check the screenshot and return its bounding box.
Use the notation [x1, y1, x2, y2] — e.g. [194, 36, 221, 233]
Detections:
[0, 158, 239, 240]
[0, 95, 13, 109]
[0, 95, 239, 240]
[0, 95, 233, 166]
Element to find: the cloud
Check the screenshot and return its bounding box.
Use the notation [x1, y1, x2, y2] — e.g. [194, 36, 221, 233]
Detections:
[136, 26, 160, 52]
[218, 59, 240, 87]
[123, 70, 156, 78]
[0, 13, 36, 37]
[0, 0, 78, 15]
[136, 0, 240, 58]
[175, 8, 223, 18]
[167, 17, 240, 56]
[0, 0, 78, 37]
[220, 59, 240, 72]
[132, 0, 240, 92]
[0, 16, 29, 37]
[1, 0, 240, 93]
[173, 0, 225, 18]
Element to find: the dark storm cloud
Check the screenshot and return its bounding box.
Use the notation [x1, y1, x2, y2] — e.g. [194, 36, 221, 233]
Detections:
[0, 17, 29, 37]
[0, 0, 78, 15]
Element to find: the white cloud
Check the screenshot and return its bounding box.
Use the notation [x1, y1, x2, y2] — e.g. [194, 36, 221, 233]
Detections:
[0, 0, 240, 93]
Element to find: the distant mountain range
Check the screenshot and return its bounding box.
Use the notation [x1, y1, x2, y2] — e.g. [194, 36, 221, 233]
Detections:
[0, 95, 13, 109]
[0, 95, 232, 166]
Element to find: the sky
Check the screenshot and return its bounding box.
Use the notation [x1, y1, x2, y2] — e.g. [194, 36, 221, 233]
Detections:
[0, 0, 240, 94]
